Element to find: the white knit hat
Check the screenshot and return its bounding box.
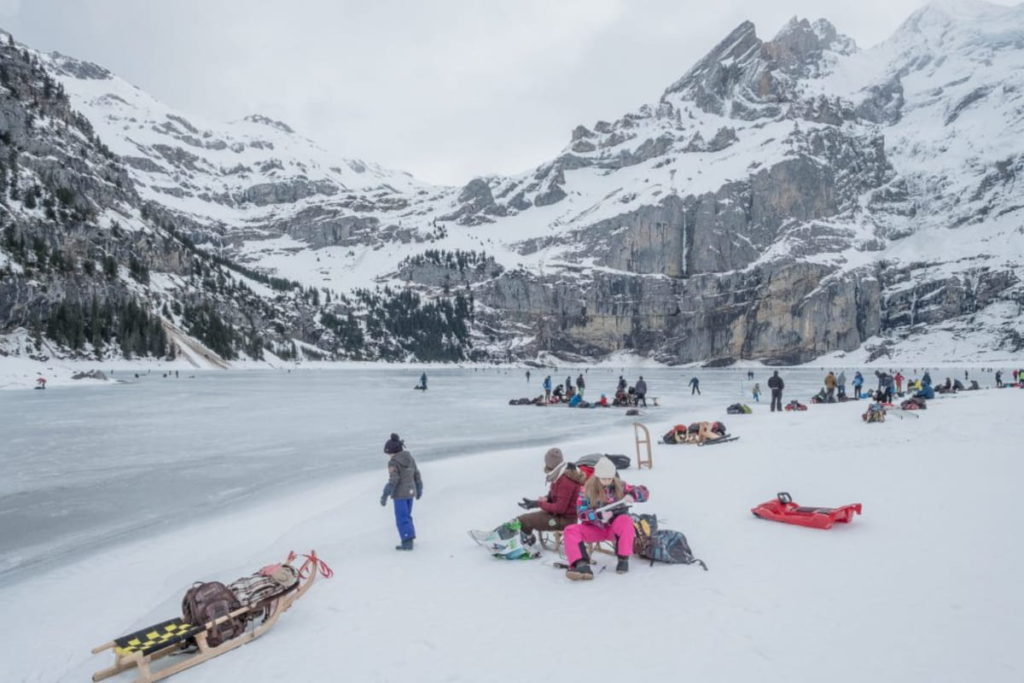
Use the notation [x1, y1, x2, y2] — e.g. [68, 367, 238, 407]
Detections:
[593, 456, 617, 479]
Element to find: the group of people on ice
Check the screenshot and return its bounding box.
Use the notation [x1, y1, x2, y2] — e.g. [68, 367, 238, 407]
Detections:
[514, 373, 653, 408]
[379, 434, 651, 580]
[994, 368, 1024, 388]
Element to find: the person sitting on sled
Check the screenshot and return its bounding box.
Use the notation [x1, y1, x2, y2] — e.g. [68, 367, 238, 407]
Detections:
[562, 457, 649, 580]
[515, 448, 585, 533]
[597, 393, 609, 407]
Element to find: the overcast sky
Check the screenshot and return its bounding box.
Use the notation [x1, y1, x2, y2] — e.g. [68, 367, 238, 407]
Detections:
[0, 0, 1017, 185]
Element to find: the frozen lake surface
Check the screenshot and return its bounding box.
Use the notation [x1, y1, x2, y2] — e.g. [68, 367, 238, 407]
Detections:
[0, 364, 987, 584]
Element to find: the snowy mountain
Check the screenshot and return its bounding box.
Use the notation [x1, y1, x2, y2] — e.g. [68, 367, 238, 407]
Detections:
[3, 0, 1024, 365]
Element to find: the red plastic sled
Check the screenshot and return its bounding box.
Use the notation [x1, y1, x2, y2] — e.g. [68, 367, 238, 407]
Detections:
[751, 492, 862, 530]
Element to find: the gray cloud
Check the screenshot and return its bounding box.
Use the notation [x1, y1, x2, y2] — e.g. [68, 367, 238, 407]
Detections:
[3, 1, 1017, 184]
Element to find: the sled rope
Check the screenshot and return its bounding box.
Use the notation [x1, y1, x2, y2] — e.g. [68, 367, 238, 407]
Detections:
[293, 550, 334, 579]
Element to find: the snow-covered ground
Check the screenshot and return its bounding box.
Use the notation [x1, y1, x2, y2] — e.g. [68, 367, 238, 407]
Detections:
[2, 365, 1023, 682]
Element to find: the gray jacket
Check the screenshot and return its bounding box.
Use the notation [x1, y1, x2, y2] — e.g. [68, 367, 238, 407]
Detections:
[386, 450, 423, 500]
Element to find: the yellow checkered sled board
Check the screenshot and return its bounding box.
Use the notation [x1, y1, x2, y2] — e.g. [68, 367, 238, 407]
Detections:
[113, 619, 202, 658]
[90, 550, 331, 683]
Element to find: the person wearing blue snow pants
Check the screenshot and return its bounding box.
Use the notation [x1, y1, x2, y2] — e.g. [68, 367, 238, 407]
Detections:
[380, 433, 423, 551]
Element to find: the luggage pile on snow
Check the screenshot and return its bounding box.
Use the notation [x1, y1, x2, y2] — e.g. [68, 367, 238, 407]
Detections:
[862, 402, 886, 423]
[661, 421, 731, 445]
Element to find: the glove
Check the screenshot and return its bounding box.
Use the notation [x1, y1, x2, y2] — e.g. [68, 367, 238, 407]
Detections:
[415, 482, 423, 500]
[598, 509, 615, 524]
[622, 494, 635, 504]
[380, 483, 394, 506]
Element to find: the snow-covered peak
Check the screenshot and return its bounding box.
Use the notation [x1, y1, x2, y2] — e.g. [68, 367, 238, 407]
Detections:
[42, 49, 441, 227]
[50, 52, 112, 81]
[772, 16, 857, 56]
[890, 0, 1024, 50]
[242, 114, 295, 134]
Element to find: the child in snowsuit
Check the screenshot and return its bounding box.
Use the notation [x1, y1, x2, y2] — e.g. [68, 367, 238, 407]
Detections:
[752, 383, 761, 402]
[563, 457, 649, 580]
[380, 433, 423, 551]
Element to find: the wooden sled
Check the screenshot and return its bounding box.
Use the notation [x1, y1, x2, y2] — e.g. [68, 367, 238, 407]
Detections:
[91, 551, 331, 683]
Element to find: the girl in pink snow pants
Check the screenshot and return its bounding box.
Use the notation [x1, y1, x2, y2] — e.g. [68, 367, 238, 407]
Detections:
[563, 456, 649, 580]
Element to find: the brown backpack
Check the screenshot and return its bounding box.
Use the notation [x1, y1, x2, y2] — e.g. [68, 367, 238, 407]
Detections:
[181, 581, 246, 647]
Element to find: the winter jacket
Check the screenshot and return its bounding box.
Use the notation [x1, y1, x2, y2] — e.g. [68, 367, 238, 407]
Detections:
[853, 372, 864, 387]
[767, 374, 784, 391]
[635, 379, 647, 395]
[543, 377, 552, 390]
[568, 393, 582, 407]
[538, 467, 585, 517]
[576, 482, 649, 528]
[689, 377, 699, 387]
[384, 451, 422, 500]
[915, 385, 935, 399]
[837, 372, 846, 386]
[922, 372, 932, 387]
[825, 373, 837, 388]
[576, 375, 585, 389]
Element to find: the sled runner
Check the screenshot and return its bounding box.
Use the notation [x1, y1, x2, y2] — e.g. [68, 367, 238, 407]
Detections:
[90, 551, 331, 682]
[697, 435, 739, 447]
[751, 492, 862, 530]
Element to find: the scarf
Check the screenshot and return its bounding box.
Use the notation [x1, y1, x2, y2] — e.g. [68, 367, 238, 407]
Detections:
[545, 461, 567, 483]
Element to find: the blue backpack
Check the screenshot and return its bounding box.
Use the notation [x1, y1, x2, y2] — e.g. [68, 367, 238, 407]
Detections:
[632, 514, 708, 570]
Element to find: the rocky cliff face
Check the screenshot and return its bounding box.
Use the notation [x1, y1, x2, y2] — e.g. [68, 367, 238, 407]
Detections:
[5, 1, 1023, 365]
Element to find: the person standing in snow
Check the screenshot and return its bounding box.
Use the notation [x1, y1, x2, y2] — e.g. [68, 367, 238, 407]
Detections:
[543, 375, 552, 402]
[752, 382, 761, 403]
[824, 371, 837, 401]
[515, 448, 585, 533]
[562, 457, 649, 580]
[576, 373, 585, 397]
[526, 370, 531, 383]
[689, 376, 701, 395]
[837, 371, 847, 399]
[380, 433, 422, 551]
[852, 371, 864, 399]
[635, 376, 648, 407]
[894, 371, 904, 394]
[418, 372, 428, 390]
[996, 370, 1003, 388]
[767, 371, 784, 412]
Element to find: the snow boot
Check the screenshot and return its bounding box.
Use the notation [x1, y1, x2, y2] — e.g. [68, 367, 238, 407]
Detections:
[616, 555, 629, 574]
[566, 561, 594, 581]
[395, 538, 414, 551]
